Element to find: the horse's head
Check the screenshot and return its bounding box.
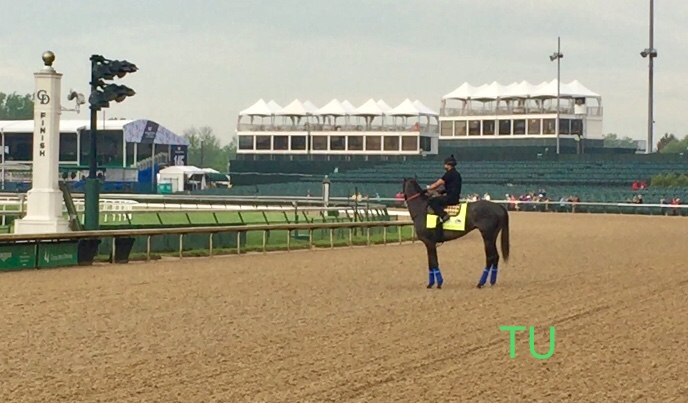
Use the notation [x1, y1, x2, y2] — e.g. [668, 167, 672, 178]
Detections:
[402, 177, 424, 201]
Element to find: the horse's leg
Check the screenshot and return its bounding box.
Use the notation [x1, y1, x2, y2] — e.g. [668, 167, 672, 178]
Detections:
[424, 241, 443, 289]
[477, 228, 499, 288]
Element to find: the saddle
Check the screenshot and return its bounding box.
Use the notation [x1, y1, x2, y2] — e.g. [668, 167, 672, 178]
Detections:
[426, 203, 463, 217]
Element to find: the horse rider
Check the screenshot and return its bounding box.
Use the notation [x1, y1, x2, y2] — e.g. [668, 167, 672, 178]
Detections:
[425, 154, 463, 224]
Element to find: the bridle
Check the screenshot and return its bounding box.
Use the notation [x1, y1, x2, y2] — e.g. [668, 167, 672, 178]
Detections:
[403, 178, 426, 202]
[405, 192, 423, 201]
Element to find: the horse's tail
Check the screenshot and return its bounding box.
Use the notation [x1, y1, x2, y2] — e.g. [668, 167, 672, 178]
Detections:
[500, 204, 510, 262]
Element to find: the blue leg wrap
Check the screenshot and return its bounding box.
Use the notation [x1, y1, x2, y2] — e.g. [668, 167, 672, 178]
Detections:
[478, 268, 490, 286]
[427, 269, 436, 287]
[434, 268, 444, 285]
[490, 265, 498, 285]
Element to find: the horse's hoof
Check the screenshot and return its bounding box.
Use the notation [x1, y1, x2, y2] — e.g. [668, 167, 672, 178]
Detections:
[437, 283, 443, 289]
[477, 284, 484, 289]
[427, 284, 434, 289]
[490, 282, 496, 286]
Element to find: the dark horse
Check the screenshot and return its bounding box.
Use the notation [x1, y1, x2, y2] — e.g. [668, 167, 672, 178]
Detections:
[402, 177, 510, 289]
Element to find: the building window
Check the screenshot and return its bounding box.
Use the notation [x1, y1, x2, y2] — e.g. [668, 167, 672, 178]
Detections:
[468, 120, 481, 136]
[312, 136, 328, 150]
[238, 135, 254, 150]
[273, 135, 288, 150]
[348, 135, 363, 151]
[59, 132, 78, 161]
[256, 135, 271, 150]
[482, 120, 495, 135]
[401, 136, 417, 151]
[559, 118, 570, 134]
[514, 119, 526, 135]
[440, 121, 453, 136]
[383, 136, 399, 151]
[366, 136, 381, 151]
[498, 120, 511, 135]
[454, 121, 467, 136]
[290, 136, 306, 150]
[330, 135, 345, 151]
[543, 119, 556, 134]
[571, 119, 583, 135]
[420, 136, 432, 152]
[527, 119, 540, 135]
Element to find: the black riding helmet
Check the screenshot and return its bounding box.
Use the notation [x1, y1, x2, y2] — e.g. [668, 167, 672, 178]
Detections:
[444, 154, 457, 166]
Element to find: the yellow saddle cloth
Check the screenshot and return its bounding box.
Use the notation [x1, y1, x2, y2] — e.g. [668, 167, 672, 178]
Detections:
[426, 203, 468, 231]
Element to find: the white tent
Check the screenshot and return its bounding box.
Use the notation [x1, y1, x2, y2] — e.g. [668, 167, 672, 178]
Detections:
[276, 99, 310, 116]
[413, 100, 438, 116]
[388, 98, 424, 116]
[353, 98, 384, 116]
[566, 80, 600, 98]
[317, 99, 348, 116]
[341, 100, 357, 114]
[266, 100, 282, 113]
[471, 81, 509, 101]
[500, 80, 534, 100]
[239, 99, 273, 117]
[376, 100, 393, 113]
[158, 165, 207, 192]
[303, 100, 319, 114]
[442, 82, 488, 100]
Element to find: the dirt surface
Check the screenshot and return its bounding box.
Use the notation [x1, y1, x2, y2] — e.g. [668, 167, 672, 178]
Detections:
[1, 213, 687, 402]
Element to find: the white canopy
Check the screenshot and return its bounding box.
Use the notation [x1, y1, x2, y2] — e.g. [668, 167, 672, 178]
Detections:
[276, 99, 311, 116]
[442, 79, 601, 101]
[341, 100, 357, 114]
[442, 83, 487, 101]
[471, 81, 510, 101]
[354, 98, 385, 116]
[239, 99, 273, 117]
[413, 100, 438, 116]
[377, 100, 393, 113]
[266, 100, 282, 113]
[317, 99, 348, 116]
[303, 100, 319, 114]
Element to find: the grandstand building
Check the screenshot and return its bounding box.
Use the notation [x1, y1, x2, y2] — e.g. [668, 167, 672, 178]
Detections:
[0, 119, 188, 192]
[439, 79, 606, 158]
[232, 98, 440, 184]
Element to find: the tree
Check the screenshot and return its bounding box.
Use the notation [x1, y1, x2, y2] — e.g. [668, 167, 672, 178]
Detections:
[658, 134, 688, 154]
[603, 133, 636, 149]
[656, 133, 677, 152]
[0, 91, 34, 120]
[182, 126, 235, 172]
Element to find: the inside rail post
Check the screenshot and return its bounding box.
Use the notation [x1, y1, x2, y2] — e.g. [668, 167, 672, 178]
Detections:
[366, 226, 370, 246]
[286, 229, 291, 251]
[411, 226, 416, 243]
[209, 233, 214, 257]
[111, 237, 116, 264]
[348, 227, 353, 247]
[308, 229, 313, 249]
[179, 234, 183, 258]
[383, 225, 387, 245]
[398, 225, 402, 244]
[236, 231, 241, 255]
[262, 230, 267, 253]
[329, 228, 334, 248]
[146, 235, 151, 261]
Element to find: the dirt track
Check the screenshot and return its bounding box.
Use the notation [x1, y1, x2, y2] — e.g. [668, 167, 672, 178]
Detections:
[1, 213, 687, 402]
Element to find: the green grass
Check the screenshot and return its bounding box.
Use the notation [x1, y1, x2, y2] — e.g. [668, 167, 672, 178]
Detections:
[92, 226, 416, 262]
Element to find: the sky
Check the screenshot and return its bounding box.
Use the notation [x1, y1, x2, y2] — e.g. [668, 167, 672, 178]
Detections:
[1, 0, 687, 146]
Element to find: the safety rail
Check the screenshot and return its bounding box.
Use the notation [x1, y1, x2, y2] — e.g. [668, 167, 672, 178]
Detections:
[0, 220, 416, 264]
